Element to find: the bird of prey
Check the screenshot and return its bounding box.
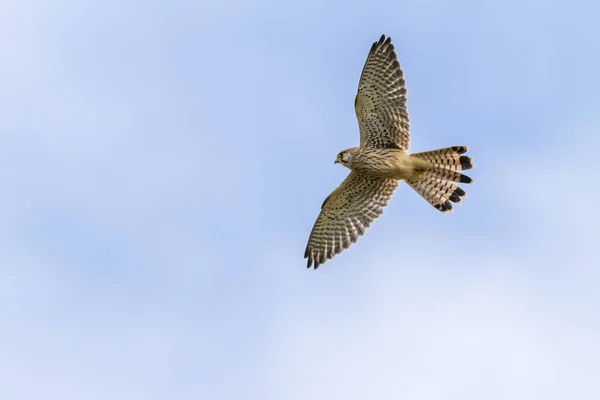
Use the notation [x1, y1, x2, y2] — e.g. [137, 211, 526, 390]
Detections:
[304, 34, 474, 269]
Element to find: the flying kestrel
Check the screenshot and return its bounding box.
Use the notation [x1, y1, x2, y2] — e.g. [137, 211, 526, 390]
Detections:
[304, 34, 474, 269]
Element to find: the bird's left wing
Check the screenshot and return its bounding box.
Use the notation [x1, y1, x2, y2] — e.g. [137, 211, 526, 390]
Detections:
[354, 35, 411, 150]
[304, 172, 399, 269]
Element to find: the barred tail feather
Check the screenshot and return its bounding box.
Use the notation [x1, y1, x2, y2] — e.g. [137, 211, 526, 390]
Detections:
[406, 176, 467, 213]
[411, 146, 474, 171]
[408, 146, 474, 213]
[427, 167, 473, 184]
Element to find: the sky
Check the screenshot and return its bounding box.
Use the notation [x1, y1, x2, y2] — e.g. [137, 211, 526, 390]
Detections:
[1, 0, 599, 398]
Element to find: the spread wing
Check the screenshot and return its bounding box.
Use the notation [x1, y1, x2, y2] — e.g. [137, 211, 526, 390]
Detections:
[304, 172, 399, 269]
[354, 35, 410, 150]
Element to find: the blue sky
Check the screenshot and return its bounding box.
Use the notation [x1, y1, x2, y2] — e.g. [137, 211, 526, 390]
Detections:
[1, 0, 599, 398]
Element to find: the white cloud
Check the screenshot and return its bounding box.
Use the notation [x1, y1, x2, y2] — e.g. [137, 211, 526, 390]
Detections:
[249, 236, 599, 400]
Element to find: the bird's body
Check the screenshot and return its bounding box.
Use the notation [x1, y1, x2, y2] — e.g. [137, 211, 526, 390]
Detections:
[304, 35, 475, 269]
[336, 147, 432, 180]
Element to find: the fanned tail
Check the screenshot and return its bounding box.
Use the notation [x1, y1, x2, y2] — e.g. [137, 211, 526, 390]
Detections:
[411, 146, 474, 171]
[407, 146, 474, 213]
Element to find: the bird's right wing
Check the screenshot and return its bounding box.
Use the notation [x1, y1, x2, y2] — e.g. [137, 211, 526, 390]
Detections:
[304, 172, 398, 269]
[354, 35, 411, 150]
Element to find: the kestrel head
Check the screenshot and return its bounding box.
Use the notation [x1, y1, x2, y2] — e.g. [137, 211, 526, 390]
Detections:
[335, 147, 359, 168]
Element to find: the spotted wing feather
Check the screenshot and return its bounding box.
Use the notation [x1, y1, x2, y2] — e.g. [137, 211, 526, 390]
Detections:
[354, 35, 410, 150]
[304, 172, 398, 269]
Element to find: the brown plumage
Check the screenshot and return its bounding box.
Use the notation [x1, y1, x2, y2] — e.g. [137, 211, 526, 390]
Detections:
[304, 35, 475, 269]
[304, 173, 398, 268]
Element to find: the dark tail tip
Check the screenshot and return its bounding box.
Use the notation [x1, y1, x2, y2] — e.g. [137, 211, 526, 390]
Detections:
[434, 200, 453, 213]
[459, 174, 473, 184]
[451, 146, 469, 154]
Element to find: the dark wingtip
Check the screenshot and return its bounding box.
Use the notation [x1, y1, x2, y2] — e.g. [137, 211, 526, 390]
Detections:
[305, 249, 315, 269]
[373, 34, 391, 51]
